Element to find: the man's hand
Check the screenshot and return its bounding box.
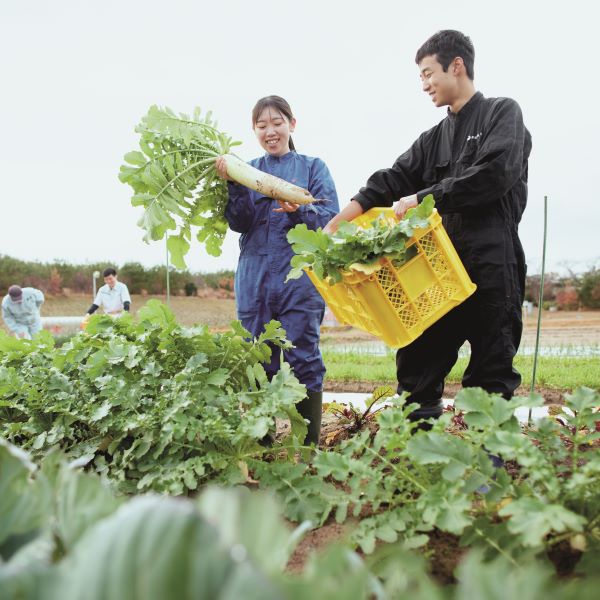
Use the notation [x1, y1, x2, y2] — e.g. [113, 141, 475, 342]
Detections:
[323, 220, 337, 235]
[323, 199, 364, 235]
[394, 194, 418, 219]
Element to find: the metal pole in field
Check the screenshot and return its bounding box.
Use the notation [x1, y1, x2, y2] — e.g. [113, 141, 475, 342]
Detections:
[165, 236, 171, 306]
[529, 195, 548, 425]
[92, 271, 100, 300]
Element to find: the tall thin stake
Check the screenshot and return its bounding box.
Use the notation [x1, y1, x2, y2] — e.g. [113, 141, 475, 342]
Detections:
[529, 196, 548, 424]
[165, 235, 171, 306]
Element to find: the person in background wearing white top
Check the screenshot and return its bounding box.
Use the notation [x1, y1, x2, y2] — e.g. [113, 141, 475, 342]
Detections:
[2, 285, 45, 339]
[85, 268, 131, 317]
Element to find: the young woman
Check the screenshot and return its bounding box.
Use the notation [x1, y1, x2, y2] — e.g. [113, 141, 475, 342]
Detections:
[216, 95, 339, 445]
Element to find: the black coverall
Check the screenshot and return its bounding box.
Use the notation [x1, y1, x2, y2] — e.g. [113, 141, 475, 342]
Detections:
[354, 92, 532, 420]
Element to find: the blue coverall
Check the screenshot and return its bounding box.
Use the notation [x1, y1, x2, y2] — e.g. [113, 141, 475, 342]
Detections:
[225, 151, 339, 391]
[1, 288, 45, 339]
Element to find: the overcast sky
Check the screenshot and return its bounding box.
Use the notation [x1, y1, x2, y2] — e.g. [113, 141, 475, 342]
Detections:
[1, 0, 598, 277]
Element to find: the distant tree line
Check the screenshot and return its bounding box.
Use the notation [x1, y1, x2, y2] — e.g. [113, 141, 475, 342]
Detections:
[0, 255, 234, 297]
[525, 266, 600, 310]
[3, 254, 600, 309]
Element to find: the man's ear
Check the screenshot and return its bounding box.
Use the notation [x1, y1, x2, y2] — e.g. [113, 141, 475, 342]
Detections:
[453, 57, 465, 76]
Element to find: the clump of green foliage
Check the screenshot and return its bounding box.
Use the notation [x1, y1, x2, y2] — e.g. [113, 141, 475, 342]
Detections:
[255, 387, 600, 568]
[6, 441, 600, 600]
[0, 301, 306, 494]
[286, 195, 435, 283]
[119, 106, 241, 266]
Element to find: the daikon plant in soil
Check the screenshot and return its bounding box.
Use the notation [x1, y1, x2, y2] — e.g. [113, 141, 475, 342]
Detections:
[119, 106, 319, 268]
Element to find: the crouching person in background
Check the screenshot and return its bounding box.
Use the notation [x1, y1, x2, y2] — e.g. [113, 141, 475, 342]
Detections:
[1, 285, 45, 339]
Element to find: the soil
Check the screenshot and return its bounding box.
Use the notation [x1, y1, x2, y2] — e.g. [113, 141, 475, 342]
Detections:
[286, 520, 466, 584]
[286, 519, 349, 573]
[424, 530, 465, 584]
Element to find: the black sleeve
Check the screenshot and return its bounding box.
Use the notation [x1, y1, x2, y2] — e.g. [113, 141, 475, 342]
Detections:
[353, 136, 426, 212]
[418, 99, 530, 211]
[87, 304, 99, 315]
[123, 301, 131, 312]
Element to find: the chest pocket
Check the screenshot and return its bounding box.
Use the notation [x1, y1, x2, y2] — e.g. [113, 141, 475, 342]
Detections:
[458, 136, 482, 166]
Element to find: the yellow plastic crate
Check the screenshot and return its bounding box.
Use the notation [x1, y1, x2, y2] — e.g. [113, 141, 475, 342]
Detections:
[307, 207, 476, 348]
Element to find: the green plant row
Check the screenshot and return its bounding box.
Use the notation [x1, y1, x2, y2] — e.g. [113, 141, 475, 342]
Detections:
[254, 386, 600, 568]
[1, 305, 600, 580]
[2, 439, 600, 600]
[0, 301, 306, 494]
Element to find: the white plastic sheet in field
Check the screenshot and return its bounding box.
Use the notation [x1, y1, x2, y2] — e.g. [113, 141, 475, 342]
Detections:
[323, 392, 550, 424]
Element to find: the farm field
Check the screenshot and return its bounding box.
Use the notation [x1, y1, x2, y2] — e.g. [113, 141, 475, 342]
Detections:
[39, 293, 238, 329]
[319, 309, 600, 348]
[17, 295, 600, 397]
[18, 293, 600, 346]
[2, 299, 600, 597]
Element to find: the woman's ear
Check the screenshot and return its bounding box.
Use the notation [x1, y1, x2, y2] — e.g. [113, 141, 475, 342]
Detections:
[289, 117, 297, 133]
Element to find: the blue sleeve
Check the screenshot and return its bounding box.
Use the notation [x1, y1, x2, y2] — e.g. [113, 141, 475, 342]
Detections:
[287, 158, 339, 230]
[2, 303, 21, 333]
[34, 289, 44, 307]
[224, 181, 255, 234]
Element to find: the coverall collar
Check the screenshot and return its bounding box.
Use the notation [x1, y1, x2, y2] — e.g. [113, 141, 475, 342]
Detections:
[263, 150, 296, 164]
[447, 91, 483, 120]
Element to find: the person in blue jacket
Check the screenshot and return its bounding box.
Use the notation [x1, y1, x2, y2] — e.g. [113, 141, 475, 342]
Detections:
[2, 285, 45, 339]
[216, 95, 339, 445]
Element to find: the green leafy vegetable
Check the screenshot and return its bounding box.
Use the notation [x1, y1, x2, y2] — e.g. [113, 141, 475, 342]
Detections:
[0, 302, 307, 494]
[286, 195, 435, 283]
[119, 106, 241, 266]
[120, 106, 321, 268]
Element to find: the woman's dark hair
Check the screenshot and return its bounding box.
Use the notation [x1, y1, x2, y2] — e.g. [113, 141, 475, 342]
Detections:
[251, 95, 296, 151]
[103, 267, 117, 277]
[415, 30, 475, 80]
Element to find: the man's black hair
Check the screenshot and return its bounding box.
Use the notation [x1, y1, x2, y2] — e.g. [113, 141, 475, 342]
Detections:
[103, 268, 117, 277]
[415, 30, 475, 80]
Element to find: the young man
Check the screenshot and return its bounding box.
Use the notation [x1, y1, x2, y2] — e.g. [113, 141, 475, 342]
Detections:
[86, 268, 131, 317]
[325, 30, 532, 424]
[1, 285, 45, 339]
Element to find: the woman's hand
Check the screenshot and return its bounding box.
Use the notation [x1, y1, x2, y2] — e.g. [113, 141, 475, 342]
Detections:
[215, 156, 232, 181]
[273, 199, 299, 213]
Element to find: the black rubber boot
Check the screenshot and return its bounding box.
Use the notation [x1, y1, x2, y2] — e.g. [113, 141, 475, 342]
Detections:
[258, 431, 275, 448]
[407, 400, 443, 433]
[296, 390, 323, 446]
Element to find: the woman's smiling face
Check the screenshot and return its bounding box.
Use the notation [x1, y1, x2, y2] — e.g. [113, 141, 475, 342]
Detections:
[253, 107, 296, 157]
